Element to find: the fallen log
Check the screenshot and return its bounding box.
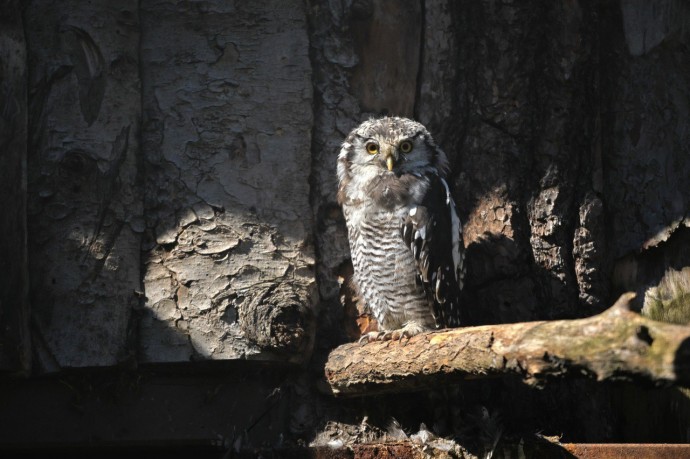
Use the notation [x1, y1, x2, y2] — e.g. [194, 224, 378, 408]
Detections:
[325, 293, 690, 396]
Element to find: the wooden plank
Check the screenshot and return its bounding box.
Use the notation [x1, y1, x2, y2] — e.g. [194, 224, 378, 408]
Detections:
[139, 0, 315, 363]
[24, 0, 142, 370]
[0, 0, 30, 374]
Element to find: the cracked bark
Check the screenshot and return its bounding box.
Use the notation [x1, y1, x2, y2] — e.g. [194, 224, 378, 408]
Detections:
[19, 0, 317, 370]
[139, 0, 316, 363]
[325, 293, 690, 396]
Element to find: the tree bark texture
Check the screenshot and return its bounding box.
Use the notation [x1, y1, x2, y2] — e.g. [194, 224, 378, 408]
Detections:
[25, 1, 143, 370]
[605, 0, 690, 306]
[325, 293, 690, 396]
[139, 0, 315, 363]
[0, 0, 30, 374]
[19, 0, 316, 370]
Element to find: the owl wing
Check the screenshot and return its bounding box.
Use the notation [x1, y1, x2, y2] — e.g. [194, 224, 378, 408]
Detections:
[401, 174, 465, 328]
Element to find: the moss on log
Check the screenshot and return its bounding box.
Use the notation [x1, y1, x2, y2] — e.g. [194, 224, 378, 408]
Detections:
[325, 293, 690, 396]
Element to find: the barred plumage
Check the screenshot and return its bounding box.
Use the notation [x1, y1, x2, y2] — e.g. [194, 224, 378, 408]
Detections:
[337, 117, 465, 342]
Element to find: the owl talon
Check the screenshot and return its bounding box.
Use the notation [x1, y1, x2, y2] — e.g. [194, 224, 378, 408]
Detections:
[381, 330, 398, 341]
[358, 331, 385, 345]
[376, 328, 417, 344]
[399, 330, 413, 345]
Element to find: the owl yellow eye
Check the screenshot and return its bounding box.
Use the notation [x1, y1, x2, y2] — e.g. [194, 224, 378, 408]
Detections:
[399, 140, 413, 153]
[365, 142, 379, 154]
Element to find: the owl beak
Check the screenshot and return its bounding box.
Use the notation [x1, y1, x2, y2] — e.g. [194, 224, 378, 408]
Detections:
[382, 145, 396, 171]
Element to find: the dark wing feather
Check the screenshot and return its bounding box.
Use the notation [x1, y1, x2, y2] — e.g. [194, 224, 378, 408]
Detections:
[401, 174, 465, 328]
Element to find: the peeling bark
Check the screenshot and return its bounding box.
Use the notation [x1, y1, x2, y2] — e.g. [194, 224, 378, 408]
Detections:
[139, 0, 315, 363]
[25, 0, 142, 370]
[325, 293, 690, 396]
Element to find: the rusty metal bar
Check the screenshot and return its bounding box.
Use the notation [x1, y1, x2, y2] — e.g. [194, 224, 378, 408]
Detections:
[562, 443, 690, 459]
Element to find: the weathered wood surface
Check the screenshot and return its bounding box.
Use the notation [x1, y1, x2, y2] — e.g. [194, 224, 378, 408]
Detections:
[0, 0, 30, 373]
[139, 0, 315, 363]
[325, 293, 690, 396]
[19, 0, 317, 368]
[25, 0, 142, 370]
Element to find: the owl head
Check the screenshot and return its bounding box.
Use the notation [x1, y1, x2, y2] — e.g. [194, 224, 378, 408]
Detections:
[337, 117, 449, 203]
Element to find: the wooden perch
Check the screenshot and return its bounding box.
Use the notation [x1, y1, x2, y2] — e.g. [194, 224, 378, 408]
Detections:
[325, 293, 690, 396]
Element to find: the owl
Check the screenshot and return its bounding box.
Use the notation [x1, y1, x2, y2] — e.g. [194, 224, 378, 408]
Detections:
[337, 116, 465, 342]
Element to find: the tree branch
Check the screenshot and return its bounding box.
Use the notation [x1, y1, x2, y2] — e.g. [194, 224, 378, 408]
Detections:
[325, 293, 690, 396]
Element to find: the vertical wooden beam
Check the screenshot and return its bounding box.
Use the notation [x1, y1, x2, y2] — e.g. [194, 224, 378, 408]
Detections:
[24, 1, 142, 370]
[0, 0, 30, 374]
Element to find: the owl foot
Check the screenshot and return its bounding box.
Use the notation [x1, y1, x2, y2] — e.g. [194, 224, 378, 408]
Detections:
[358, 323, 429, 345]
[358, 331, 386, 345]
[383, 323, 426, 344]
[382, 329, 413, 344]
